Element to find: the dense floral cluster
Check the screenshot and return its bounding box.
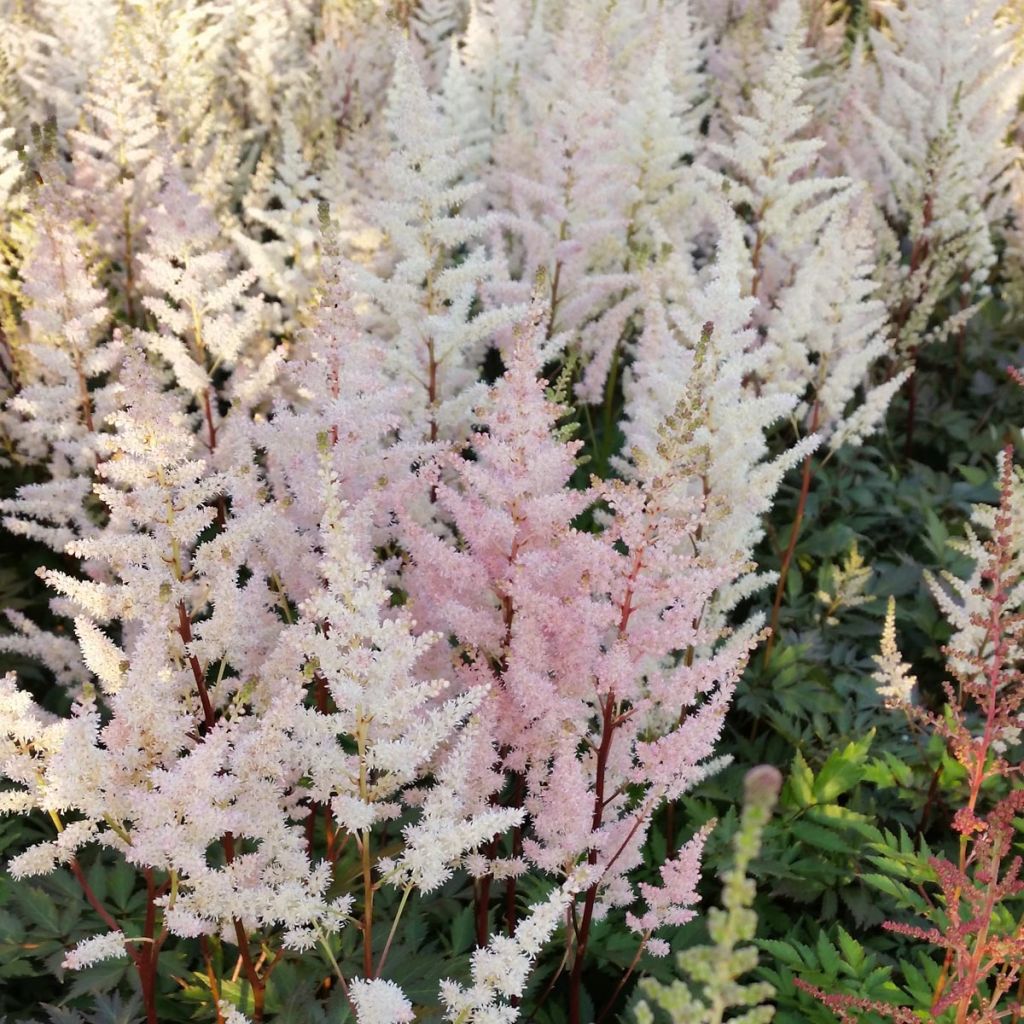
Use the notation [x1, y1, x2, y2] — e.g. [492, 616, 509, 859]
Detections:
[0, 1, 1021, 1022]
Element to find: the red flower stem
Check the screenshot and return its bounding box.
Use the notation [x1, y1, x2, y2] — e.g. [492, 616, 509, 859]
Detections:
[765, 402, 820, 664]
[68, 858, 153, 1022]
[568, 692, 618, 1024]
[201, 936, 226, 1024]
[595, 932, 650, 1024]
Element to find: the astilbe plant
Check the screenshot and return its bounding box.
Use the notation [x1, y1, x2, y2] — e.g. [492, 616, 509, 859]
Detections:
[136, 164, 271, 458]
[349, 42, 521, 445]
[400, 304, 761, 1023]
[798, 448, 1024, 1023]
[0, 1, 1018, 1022]
[0, 339, 520, 1023]
[68, 47, 162, 326]
[835, 0, 1023, 448]
[0, 176, 116, 552]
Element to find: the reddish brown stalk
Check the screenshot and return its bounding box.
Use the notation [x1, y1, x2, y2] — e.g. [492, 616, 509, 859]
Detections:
[594, 932, 649, 1024]
[504, 773, 525, 937]
[426, 337, 439, 445]
[233, 919, 266, 1021]
[325, 805, 338, 863]
[68, 859, 136, 953]
[567, 693, 618, 1024]
[750, 223, 766, 303]
[198, 388, 229, 528]
[304, 672, 334, 859]
[304, 801, 318, 861]
[545, 215, 569, 342]
[900, 193, 933, 456]
[765, 401, 820, 664]
[202, 387, 218, 452]
[567, 541, 647, 1021]
[219, 832, 268, 1021]
[123, 206, 136, 325]
[474, 531, 526, 947]
[177, 600, 216, 731]
[931, 454, 1019, 1017]
[201, 936, 226, 1024]
[68, 859, 158, 1022]
[361, 835, 374, 977]
[475, 839, 498, 946]
[137, 869, 161, 1023]
[73, 350, 95, 434]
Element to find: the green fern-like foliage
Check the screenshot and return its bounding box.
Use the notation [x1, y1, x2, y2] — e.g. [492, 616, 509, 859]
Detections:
[634, 767, 781, 1024]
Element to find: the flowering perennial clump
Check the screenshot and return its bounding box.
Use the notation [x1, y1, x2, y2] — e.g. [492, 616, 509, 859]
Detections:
[0, 2, 1020, 1023]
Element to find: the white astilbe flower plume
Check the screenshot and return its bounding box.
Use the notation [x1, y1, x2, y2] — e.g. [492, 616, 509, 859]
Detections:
[350, 41, 521, 443]
[137, 163, 270, 461]
[1, 182, 118, 551]
[69, 48, 163, 321]
[62, 931, 130, 971]
[704, 0, 895, 448]
[873, 597, 917, 707]
[836, 0, 1024, 360]
[440, 870, 591, 1021]
[231, 117, 323, 328]
[268, 458, 520, 920]
[350, 977, 415, 1024]
[926, 452, 1024, 687]
[619, 215, 818, 620]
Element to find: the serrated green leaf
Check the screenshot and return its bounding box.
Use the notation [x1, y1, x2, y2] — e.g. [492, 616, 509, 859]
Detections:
[758, 939, 807, 969]
[107, 860, 137, 910]
[861, 873, 928, 912]
[815, 931, 841, 977]
[64, 956, 131, 1001]
[836, 925, 863, 970]
[787, 751, 815, 808]
[791, 820, 851, 854]
[12, 885, 61, 934]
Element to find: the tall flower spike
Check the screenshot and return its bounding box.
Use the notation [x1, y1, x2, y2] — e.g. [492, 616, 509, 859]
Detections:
[231, 116, 323, 332]
[846, 0, 1024, 362]
[703, 0, 894, 447]
[250, 249, 417, 594]
[399, 298, 601, 756]
[927, 448, 1024, 708]
[69, 47, 162, 323]
[618, 216, 818, 622]
[705, 0, 849, 288]
[401, 302, 756, 1019]
[350, 41, 520, 444]
[1, 182, 119, 557]
[488, 9, 635, 384]
[137, 163, 268, 459]
[873, 597, 917, 707]
[634, 766, 781, 1021]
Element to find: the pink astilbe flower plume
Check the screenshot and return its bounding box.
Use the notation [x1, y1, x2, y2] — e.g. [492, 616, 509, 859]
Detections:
[400, 299, 759, 1016]
[249, 238, 424, 600]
